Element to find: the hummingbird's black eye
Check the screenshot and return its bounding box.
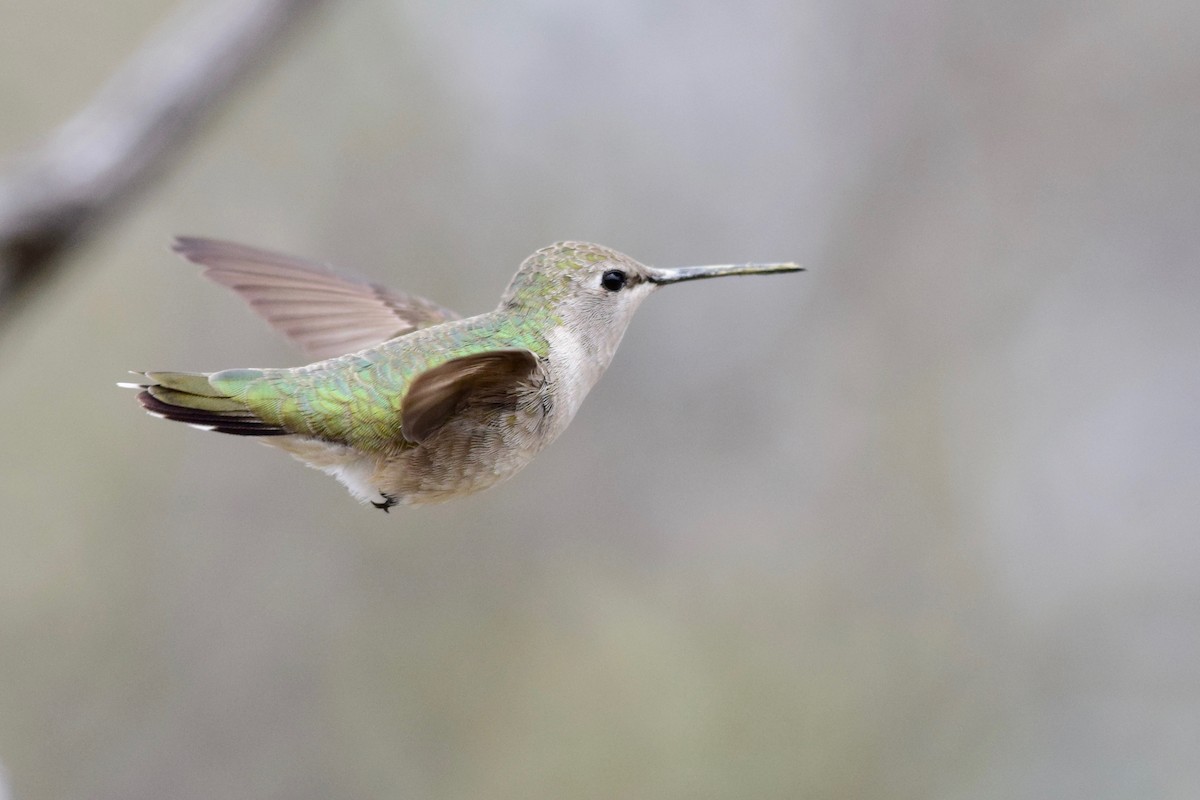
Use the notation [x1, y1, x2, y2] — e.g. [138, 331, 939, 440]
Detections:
[600, 269, 627, 292]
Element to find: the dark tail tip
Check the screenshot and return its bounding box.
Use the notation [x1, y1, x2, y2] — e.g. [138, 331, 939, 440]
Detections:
[136, 390, 289, 437]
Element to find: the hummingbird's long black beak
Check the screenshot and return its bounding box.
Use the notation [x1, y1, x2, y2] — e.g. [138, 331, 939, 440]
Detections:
[646, 261, 803, 284]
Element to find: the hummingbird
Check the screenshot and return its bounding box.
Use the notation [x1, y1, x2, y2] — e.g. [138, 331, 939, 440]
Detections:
[124, 239, 801, 510]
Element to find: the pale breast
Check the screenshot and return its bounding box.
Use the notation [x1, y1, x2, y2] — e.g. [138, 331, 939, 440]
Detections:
[374, 367, 557, 504]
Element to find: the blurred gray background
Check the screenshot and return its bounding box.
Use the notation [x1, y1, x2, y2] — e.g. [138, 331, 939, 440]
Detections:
[2, 1, 1199, 798]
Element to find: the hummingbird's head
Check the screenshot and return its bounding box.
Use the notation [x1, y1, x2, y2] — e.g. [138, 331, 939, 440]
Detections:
[501, 242, 802, 368]
[501, 242, 660, 355]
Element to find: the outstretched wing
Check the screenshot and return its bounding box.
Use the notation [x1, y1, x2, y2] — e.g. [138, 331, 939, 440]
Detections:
[173, 237, 462, 360]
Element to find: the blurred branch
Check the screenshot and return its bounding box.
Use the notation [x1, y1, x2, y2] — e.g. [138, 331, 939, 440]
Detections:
[0, 0, 327, 325]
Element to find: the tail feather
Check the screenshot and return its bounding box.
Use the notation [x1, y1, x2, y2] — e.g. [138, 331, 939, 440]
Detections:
[127, 371, 288, 437]
[147, 385, 244, 413]
[143, 371, 228, 397]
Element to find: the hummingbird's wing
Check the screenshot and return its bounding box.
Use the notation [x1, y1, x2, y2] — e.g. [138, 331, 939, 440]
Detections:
[400, 349, 541, 444]
[173, 237, 462, 361]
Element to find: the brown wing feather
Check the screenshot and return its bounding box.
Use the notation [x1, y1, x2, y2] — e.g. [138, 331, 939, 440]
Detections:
[172, 237, 462, 360]
[400, 350, 540, 444]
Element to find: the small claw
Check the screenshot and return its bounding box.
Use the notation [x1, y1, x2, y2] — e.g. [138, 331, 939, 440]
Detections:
[371, 494, 398, 513]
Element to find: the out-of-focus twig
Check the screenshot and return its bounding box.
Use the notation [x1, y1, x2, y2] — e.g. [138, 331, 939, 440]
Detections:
[0, 0, 327, 325]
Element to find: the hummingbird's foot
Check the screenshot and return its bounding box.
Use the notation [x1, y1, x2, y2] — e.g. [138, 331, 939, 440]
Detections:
[371, 494, 398, 513]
